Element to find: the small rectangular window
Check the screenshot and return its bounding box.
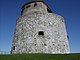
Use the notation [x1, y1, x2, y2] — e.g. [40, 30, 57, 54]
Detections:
[38, 31, 44, 35]
[67, 35, 69, 39]
[13, 46, 15, 50]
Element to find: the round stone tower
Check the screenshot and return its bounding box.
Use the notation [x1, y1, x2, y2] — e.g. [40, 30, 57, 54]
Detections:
[11, 0, 70, 54]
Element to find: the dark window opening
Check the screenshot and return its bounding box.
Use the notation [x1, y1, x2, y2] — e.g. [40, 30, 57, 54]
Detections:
[13, 46, 15, 50]
[53, 44, 55, 45]
[26, 5, 30, 8]
[38, 31, 44, 35]
[35, 44, 37, 46]
[34, 3, 37, 7]
[67, 35, 69, 39]
[47, 8, 52, 13]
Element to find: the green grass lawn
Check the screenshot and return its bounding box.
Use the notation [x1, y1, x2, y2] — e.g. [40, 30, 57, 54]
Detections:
[0, 53, 80, 60]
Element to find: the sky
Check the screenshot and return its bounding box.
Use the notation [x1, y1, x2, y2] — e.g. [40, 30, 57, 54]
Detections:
[0, 0, 80, 53]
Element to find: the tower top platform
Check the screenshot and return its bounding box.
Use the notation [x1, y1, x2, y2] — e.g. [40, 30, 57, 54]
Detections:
[21, 0, 52, 15]
[21, 0, 44, 9]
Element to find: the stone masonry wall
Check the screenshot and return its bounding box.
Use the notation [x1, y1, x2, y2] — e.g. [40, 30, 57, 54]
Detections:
[12, 12, 70, 54]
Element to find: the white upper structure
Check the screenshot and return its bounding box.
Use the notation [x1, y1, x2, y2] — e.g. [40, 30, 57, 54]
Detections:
[11, 0, 70, 54]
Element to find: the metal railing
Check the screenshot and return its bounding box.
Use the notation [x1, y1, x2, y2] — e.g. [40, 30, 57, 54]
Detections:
[0, 51, 10, 55]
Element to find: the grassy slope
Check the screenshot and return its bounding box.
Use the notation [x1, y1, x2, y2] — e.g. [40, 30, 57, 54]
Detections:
[0, 53, 80, 60]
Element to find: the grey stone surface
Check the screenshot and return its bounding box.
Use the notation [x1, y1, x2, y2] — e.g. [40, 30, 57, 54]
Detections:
[11, 1, 70, 54]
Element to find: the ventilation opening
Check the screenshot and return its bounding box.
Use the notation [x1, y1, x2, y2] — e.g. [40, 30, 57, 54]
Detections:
[38, 31, 44, 35]
[47, 8, 52, 13]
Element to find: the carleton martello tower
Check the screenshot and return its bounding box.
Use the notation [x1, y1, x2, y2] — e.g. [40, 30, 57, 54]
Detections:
[11, 0, 70, 54]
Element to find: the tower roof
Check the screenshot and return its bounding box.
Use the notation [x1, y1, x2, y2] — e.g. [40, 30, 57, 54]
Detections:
[21, 0, 52, 14]
[21, 0, 44, 9]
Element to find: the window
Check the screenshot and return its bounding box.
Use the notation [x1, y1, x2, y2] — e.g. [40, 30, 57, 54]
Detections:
[38, 31, 44, 35]
[53, 44, 55, 45]
[13, 46, 15, 50]
[34, 3, 37, 7]
[67, 35, 69, 39]
[26, 5, 30, 8]
[47, 8, 52, 13]
[35, 44, 36, 46]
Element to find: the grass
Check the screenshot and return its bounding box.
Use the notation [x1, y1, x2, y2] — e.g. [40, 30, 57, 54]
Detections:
[0, 53, 80, 60]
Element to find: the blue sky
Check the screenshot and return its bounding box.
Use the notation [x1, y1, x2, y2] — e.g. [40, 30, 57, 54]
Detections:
[0, 0, 80, 53]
